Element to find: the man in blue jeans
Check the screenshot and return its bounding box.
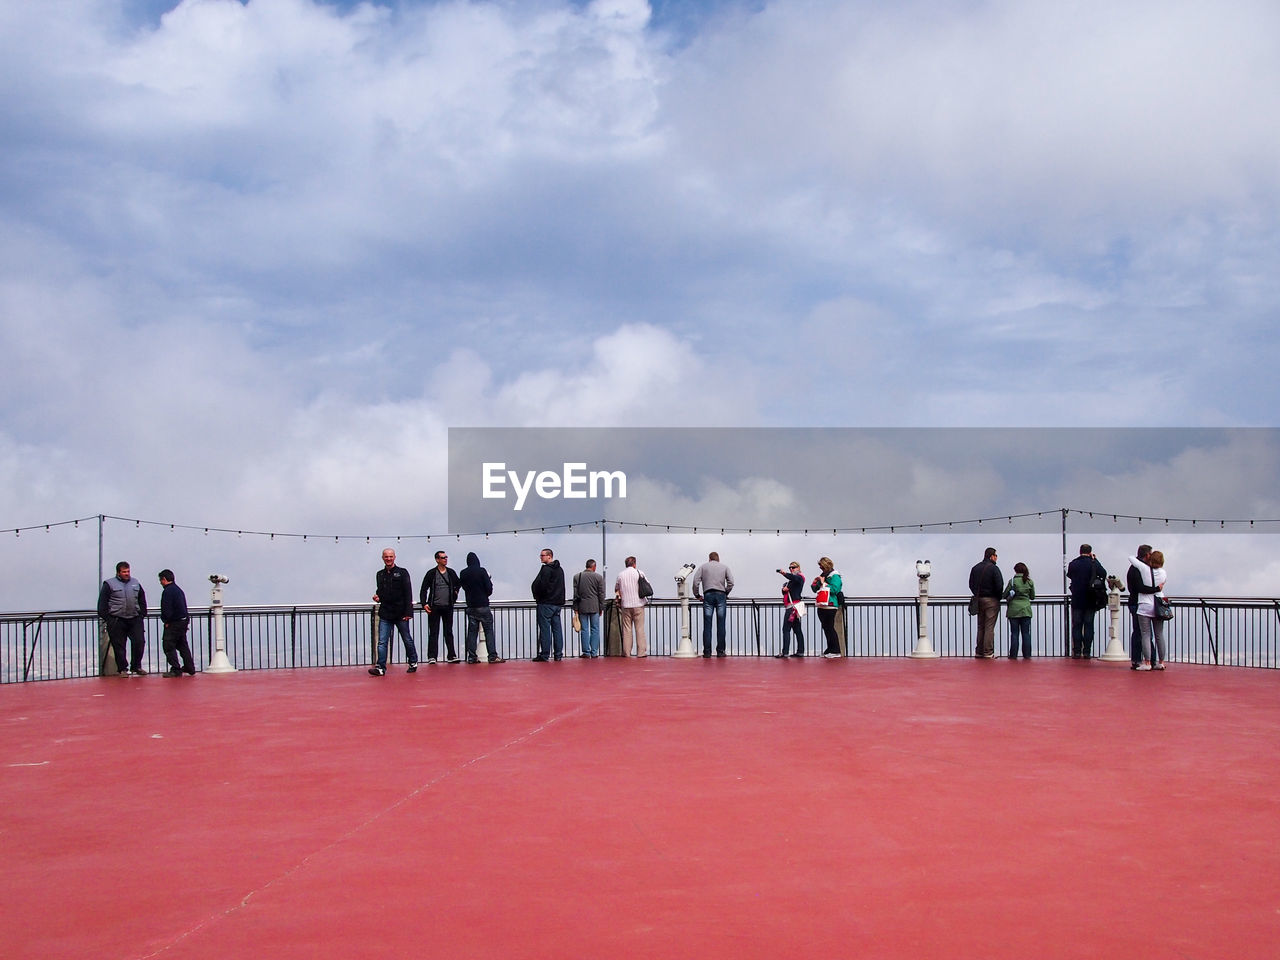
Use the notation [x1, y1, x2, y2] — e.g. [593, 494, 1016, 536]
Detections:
[531, 547, 566, 661]
[370, 548, 419, 676]
[692, 551, 735, 657]
[573, 559, 606, 657]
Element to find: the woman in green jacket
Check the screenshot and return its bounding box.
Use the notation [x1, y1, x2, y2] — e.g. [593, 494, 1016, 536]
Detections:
[1004, 562, 1035, 659]
[812, 556, 843, 658]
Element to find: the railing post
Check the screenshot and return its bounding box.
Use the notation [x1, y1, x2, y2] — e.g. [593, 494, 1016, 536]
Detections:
[290, 607, 298, 668]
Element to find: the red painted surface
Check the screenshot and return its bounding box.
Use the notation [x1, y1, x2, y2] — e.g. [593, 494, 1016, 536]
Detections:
[2, 659, 1277, 959]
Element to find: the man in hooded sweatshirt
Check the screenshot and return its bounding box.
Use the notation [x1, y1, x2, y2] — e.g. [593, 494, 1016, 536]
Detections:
[458, 551, 504, 663]
[531, 547, 566, 661]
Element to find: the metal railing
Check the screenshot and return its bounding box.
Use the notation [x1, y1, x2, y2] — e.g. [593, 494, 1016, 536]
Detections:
[3, 595, 1277, 683]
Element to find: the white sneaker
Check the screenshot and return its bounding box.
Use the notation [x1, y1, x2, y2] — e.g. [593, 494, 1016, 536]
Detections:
[1137, 663, 1152, 671]
[823, 652, 840, 659]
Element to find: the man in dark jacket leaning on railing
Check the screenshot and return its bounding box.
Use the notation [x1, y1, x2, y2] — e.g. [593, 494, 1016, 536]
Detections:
[531, 548, 566, 662]
[968, 547, 1004, 659]
[98, 561, 147, 676]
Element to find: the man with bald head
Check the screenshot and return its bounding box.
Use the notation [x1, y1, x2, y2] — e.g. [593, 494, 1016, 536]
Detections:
[371, 548, 419, 676]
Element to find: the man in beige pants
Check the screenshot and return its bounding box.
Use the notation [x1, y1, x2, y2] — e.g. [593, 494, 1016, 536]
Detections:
[614, 556, 649, 657]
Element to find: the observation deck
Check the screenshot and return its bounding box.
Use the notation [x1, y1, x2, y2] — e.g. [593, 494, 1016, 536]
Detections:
[2, 657, 1277, 958]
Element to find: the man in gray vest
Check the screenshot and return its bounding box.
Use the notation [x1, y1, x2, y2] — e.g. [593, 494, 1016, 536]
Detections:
[98, 561, 148, 675]
[573, 559, 606, 658]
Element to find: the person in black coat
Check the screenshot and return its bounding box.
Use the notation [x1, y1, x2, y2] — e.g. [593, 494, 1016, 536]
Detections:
[1066, 544, 1107, 659]
[968, 547, 1004, 658]
[158, 569, 195, 677]
[531, 548, 566, 661]
[371, 549, 419, 675]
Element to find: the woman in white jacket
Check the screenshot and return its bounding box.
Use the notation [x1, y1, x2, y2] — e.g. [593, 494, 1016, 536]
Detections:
[1130, 550, 1168, 670]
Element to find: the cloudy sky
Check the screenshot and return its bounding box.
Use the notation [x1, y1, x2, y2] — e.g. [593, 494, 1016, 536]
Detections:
[2, 0, 1278, 609]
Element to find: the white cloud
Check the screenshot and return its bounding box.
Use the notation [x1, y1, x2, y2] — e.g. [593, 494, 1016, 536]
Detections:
[1, 0, 1278, 608]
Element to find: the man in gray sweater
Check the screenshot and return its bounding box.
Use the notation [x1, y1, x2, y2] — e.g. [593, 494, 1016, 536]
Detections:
[573, 559, 607, 658]
[692, 551, 735, 658]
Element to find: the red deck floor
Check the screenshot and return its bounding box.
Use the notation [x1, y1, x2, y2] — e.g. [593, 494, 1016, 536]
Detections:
[2, 658, 1278, 959]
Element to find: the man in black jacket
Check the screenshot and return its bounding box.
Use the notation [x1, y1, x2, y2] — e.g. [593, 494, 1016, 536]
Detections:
[371, 549, 419, 676]
[420, 551, 461, 663]
[968, 547, 1004, 658]
[158, 569, 195, 677]
[1066, 544, 1107, 659]
[531, 548, 566, 661]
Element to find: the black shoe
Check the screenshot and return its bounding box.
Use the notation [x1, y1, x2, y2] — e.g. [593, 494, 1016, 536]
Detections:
[579, 653, 591, 658]
[407, 662, 418, 673]
[701, 653, 711, 658]
[716, 652, 727, 658]
[790, 653, 804, 658]
[446, 655, 461, 664]
[368, 665, 386, 676]
[466, 655, 479, 664]
[532, 656, 549, 662]
[554, 655, 563, 661]
[488, 656, 505, 663]
[426, 657, 438, 664]
[183, 668, 197, 675]
[163, 668, 182, 678]
[132, 667, 148, 676]
[773, 653, 787, 658]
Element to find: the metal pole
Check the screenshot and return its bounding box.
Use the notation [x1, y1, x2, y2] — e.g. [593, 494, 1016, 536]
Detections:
[1061, 507, 1070, 657]
[97, 514, 104, 595]
[601, 518, 607, 588]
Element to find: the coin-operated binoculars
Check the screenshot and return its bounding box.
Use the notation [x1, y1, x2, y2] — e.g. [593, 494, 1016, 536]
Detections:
[206, 575, 237, 674]
[672, 563, 699, 659]
[910, 560, 939, 659]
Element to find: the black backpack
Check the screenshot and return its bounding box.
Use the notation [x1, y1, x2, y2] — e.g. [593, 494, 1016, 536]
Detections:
[1088, 562, 1108, 611]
